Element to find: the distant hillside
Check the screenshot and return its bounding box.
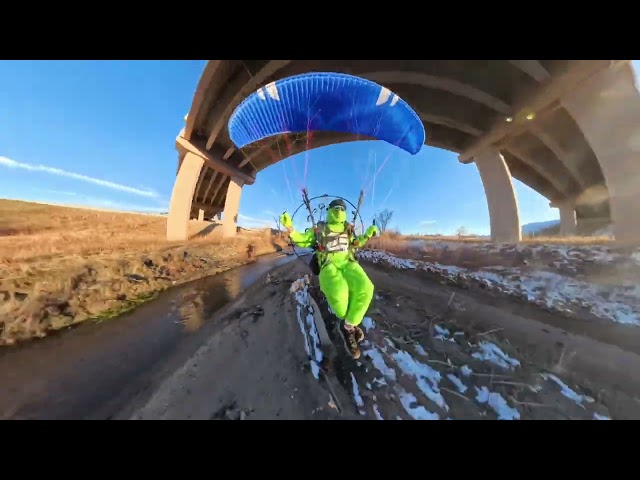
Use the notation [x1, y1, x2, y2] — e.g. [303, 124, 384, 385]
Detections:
[522, 217, 612, 238]
[522, 219, 560, 236]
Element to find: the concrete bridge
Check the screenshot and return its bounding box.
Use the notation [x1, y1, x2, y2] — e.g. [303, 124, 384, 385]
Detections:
[166, 60, 640, 245]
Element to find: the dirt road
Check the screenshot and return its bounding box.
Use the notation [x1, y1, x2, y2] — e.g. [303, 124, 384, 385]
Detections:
[126, 259, 354, 420]
[2, 250, 639, 419]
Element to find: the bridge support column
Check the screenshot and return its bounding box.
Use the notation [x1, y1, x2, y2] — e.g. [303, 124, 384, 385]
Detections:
[198, 209, 204, 222]
[166, 152, 204, 241]
[475, 149, 521, 243]
[553, 201, 577, 236]
[561, 61, 640, 245]
[222, 177, 244, 238]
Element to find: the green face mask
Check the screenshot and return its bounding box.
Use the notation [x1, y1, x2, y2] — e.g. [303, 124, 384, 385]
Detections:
[327, 206, 346, 224]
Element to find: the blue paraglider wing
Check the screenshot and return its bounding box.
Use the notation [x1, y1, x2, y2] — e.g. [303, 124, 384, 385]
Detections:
[227, 72, 425, 155]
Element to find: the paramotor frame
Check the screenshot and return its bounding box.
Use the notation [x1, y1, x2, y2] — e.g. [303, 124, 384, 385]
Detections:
[286, 193, 365, 265]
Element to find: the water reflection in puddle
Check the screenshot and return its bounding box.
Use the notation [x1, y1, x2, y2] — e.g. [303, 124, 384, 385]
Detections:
[173, 252, 300, 332]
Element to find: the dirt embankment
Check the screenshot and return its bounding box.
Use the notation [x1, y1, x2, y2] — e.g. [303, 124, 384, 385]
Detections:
[306, 263, 640, 420]
[367, 234, 637, 283]
[0, 199, 287, 346]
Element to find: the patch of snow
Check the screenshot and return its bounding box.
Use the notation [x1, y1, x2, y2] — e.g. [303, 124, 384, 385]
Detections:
[475, 386, 520, 420]
[434, 325, 452, 342]
[373, 377, 388, 387]
[392, 349, 448, 411]
[509, 270, 640, 326]
[358, 249, 640, 327]
[472, 342, 521, 370]
[373, 404, 384, 420]
[446, 373, 468, 393]
[460, 365, 473, 378]
[290, 276, 324, 380]
[362, 317, 376, 332]
[395, 386, 439, 420]
[434, 325, 450, 337]
[542, 373, 595, 406]
[414, 344, 428, 356]
[529, 379, 544, 393]
[363, 347, 397, 381]
[358, 249, 419, 271]
[350, 372, 365, 409]
[593, 413, 610, 420]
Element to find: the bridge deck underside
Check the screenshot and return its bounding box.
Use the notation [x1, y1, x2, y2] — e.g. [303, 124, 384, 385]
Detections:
[184, 60, 611, 224]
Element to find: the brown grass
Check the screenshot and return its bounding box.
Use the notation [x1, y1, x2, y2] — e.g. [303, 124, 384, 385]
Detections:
[2, 200, 243, 263]
[365, 231, 613, 271]
[0, 199, 287, 345]
[401, 234, 611, 246]
[366, 234, 494, 269]
[369, 231, 612, 256]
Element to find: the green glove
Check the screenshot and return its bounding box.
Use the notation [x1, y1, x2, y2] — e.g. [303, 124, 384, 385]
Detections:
[366, 225, 379, 238]
[280, 212, 293, 229]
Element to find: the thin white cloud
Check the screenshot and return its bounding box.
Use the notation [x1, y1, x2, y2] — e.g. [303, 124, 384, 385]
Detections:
[16, 189, 169, 214]
[4, 191, 168, 214]
[0, 156, 158, 198]
[419, 220, 437, 226]
[34, 188, 79, 196]
[77, 197, 168, 213]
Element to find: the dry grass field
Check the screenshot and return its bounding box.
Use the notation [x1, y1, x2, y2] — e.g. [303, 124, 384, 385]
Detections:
[0, 199, 287, 345]
[366, 230, 613, 270]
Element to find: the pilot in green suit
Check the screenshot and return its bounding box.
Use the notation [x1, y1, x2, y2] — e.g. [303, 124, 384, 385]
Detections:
[280, 199, 378, 358]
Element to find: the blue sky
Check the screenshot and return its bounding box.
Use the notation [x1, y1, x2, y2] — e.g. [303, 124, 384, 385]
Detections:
[3, 60, 630, 235]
